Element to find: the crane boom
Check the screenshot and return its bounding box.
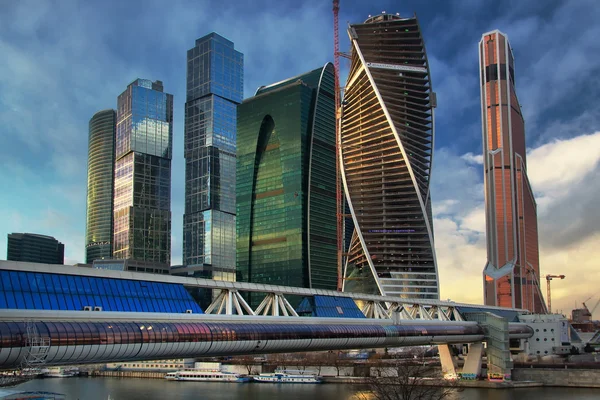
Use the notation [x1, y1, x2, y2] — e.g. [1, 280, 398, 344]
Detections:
[333, 0, 343, 291]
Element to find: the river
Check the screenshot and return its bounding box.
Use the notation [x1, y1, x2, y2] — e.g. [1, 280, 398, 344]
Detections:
[14, 377, 600, 400]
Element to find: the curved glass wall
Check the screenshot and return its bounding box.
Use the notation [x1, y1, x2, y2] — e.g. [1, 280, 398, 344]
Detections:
[341, 14, 438, 299]
[86, 110, 116, 263]
[236, 64, 337, 305]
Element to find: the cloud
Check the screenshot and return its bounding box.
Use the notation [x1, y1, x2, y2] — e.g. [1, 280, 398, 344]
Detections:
[529, 132, 600, 248]
[434, 132, 600, 318]
[461, 152, 483, 165]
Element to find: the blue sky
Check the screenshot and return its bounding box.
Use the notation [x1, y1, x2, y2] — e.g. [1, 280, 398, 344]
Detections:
[1, 0, 599, 315]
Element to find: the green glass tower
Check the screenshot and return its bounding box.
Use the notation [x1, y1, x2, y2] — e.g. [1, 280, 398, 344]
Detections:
[85, 109, 116, 263]
[237, 64, 337, 298]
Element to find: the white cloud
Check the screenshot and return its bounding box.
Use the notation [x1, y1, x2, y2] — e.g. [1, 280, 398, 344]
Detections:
[461, 152, 483, 165]
[527, 132, 600, 195]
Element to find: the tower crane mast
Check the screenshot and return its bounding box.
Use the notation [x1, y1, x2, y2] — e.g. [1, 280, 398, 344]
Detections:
[333, 0, 343, 291]
[545, 274, 565, 314]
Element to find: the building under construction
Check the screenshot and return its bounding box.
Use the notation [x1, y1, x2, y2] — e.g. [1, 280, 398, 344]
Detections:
[340, 13, 439, 298]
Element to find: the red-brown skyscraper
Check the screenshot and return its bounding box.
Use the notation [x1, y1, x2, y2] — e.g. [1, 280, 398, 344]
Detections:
[479, 31, 546, 313]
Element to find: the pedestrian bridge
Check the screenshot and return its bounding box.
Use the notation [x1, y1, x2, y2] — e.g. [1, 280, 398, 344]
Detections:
[0, 261, 533, 371]
[0, 311, 533, 370]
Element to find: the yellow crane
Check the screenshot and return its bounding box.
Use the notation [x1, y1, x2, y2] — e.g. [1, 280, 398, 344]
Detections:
[546, 274, 565, 313]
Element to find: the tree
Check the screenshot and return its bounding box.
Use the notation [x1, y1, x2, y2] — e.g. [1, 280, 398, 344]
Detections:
[326, 351, 345, 376]
[236, 355, 258, 375]
[361, 358, 461, 400]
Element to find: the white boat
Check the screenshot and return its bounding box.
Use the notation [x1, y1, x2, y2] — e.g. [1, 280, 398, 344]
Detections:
[41, 367, 79, 378]
[254, 370, 322, 384]
[165, 369, 252, 383]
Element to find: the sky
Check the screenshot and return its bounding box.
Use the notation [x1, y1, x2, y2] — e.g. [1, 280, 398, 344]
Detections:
[1, 0, 599, 318]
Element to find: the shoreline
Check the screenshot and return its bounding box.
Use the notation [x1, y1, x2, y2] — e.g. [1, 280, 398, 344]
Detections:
[85, 369, 600, 389]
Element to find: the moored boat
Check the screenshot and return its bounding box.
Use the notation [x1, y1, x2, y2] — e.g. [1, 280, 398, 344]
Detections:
[254, 370, 322, 384]
[41, 367, 79, 378]
[165, 370, 252, 383]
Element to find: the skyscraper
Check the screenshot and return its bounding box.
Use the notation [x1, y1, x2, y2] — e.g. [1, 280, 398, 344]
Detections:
[85, 109, 116, 263]
[340, 13, 439, 299]
[112, 79, 173, 266]
[183, 33, 243, 281]
[479, 30, 546, 313]
[237, 64, 337, 297]
[7, 233, 64, 264]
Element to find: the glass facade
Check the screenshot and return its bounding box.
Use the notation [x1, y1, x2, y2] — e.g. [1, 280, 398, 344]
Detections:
[85, 110, 116, 263]
[7, 233, 64, 265]
[237, 64, 337, 304]
[183, 33, 243, 280]
[113, 79, 173, 265]
[480, 31, 546, 313]
[0, 269, 202, 313]
[341, 14, 439, 299]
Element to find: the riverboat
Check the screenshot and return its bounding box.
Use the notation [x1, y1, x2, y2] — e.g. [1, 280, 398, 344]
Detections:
[254, 370, 322, 384]
[41, 368, 79, 378]
[165, 370, 252, 383]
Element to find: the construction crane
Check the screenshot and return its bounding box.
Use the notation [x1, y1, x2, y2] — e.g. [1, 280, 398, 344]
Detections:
[333, 0, 343, 291]
[582, 297, 600, 319]
[546, 274, 565, 313]
[589, 298, 600, 319]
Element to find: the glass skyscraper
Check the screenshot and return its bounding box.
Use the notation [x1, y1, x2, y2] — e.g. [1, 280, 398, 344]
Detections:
[340, 14, 439, 299]
[237, 64, 337, 301]
[113, 79, 173, 266]
[85, 109, 116, 263]
[183, 33, 243, 281]
[7, 233, 64, 264]
[480, 30, 546, 313]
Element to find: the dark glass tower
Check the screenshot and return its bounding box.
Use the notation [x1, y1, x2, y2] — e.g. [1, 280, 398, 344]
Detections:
[85, 109, 116, 263]
[480, 30, 546, 313]
[7, 233, 64, 264]
[113, 79, 173, 266]
[183, 33, 243, 281]
[237, 64, 337, 299]
[341, 14, 439, 299]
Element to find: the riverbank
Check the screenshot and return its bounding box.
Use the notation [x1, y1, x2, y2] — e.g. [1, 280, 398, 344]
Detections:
[88, 368, 600, 388]
[18, 376, 600, 400]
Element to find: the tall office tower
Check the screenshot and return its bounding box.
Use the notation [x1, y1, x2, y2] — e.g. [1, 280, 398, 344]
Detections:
[340, 14, 438, 299]
[7, 233, 64, 264]
[479, 31, 546, 313]
[113, 79, 173, 266]
[85, 109, 116, 263]
[183, 33, 243, 282]
[237, 64, 337, 300]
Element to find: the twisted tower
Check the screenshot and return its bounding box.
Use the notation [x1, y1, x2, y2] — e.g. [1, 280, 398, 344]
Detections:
[341, 13, 439, 298]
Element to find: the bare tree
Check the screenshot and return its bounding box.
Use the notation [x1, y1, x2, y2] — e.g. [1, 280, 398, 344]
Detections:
[236, 355, 257, 375]
[361, 359, 460, 400]
[326, 351, 345, 377]
[304, 353, 326, 375]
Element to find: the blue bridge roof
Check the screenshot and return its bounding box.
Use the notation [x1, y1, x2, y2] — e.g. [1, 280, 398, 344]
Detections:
[297, 295, 365, 318]
[0, 269, 203, 314]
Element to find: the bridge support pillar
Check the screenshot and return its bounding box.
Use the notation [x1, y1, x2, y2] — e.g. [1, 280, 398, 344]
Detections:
[438, 344, 458, 379]
[463, 312, 513, 381]
[462, 342, 483, 378]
